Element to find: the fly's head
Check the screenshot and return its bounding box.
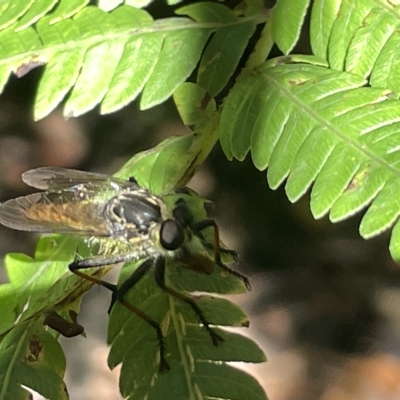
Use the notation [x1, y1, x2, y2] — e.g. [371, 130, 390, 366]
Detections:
[108, 189, 216, 271]
[149, 198, 190, 254]
[165, 197, 216, 274]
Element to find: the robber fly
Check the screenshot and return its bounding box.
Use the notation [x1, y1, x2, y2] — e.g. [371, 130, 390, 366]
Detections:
[0, 167, 249, 371]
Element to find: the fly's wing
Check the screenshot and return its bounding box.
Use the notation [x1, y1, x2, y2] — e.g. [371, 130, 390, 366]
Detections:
[0, 167, 157, 236]
[0, 168, 132, 235]
[0, 191, 112, 235]
[22, 167, 131, 191]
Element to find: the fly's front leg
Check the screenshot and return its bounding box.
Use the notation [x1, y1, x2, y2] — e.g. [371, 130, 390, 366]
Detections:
[69, 256, 170, 372]
[202, 241, 239, 262]
[68, 253, 134, 288]
[193, 219, 251, 290]
[155, 256, 224, 346]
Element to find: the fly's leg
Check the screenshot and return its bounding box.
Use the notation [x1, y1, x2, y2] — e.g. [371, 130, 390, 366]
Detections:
[68, 253, 138, 285]
[202, 242, 239, 262]
[193, 219, 251, 290]
[106, 258, 152, 312]
[154, 256, 224, 346]
[69, 257, 170, 372]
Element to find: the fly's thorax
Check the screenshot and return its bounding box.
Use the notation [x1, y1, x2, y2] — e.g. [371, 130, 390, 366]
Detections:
[105, 189, 164, 237]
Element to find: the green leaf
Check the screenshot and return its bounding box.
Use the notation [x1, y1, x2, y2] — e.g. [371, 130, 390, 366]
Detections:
[115, 134, 200, 193]
[220, 60, 400, 260]
[219, 71, 271, 161]
[0, 25, 43, 63]
[34, 48, 86, 120]
[271, 0, 310, 54]
[309, 0, 395, 76]
[64, 41, 125, 117]
[3, 235, 102, 328]
[147, 363, 266, 400]
[178, 1, 258, 98]
[167, 0, 183, 5]
[345, 8, 398, 78]
[49, 0, 89, 24]
[0, 1, 33, 31]
[98, 0, 123, 12]
[168, 261, 247, 295]
[242, 18, 273, 70]
[0, 3, 266, 119]
[310, 0, 341, 59]
[126, 0, 153, 7]
[173, 82, 216, 126]
[310, 0, 390, 77]
[100, 33, 163, 114]
[15, 0, 58, 31]
[184, 327, 266, 363]
[327, 0, 374, 71]
[176, 2, 236, 23]
[0, 284, 17, 336]
[140, 28, 212, 109]
[0, 321, 67, 400]
[115, 130, 220, 194]
[107, 258, 264, 399]
[370, 23, 400, 92]
[198, 21, 256, 97]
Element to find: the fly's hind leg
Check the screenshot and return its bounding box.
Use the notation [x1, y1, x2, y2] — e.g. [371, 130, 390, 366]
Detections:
[154, 256, 224, 346]
[69, 256, 170, 372]
[193, 219, 251, 290]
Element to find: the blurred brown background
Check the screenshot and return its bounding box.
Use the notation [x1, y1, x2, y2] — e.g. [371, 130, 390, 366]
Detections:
[1, 10, 400, 399]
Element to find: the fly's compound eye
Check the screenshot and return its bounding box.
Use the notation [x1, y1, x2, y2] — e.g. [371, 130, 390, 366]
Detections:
[160, 219, 184, 250]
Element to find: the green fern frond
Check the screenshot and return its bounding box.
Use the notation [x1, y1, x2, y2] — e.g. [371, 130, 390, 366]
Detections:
[0, 235, 92, 400]
[309, 0, 400, 85]
[0, 321, 68, 400]
[0, 2, 262, 120]
[218, 1, 400, 261]
[272, 0, 400, 89]
[220, 61, 400, 259]
[107, 259, 266, 400]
